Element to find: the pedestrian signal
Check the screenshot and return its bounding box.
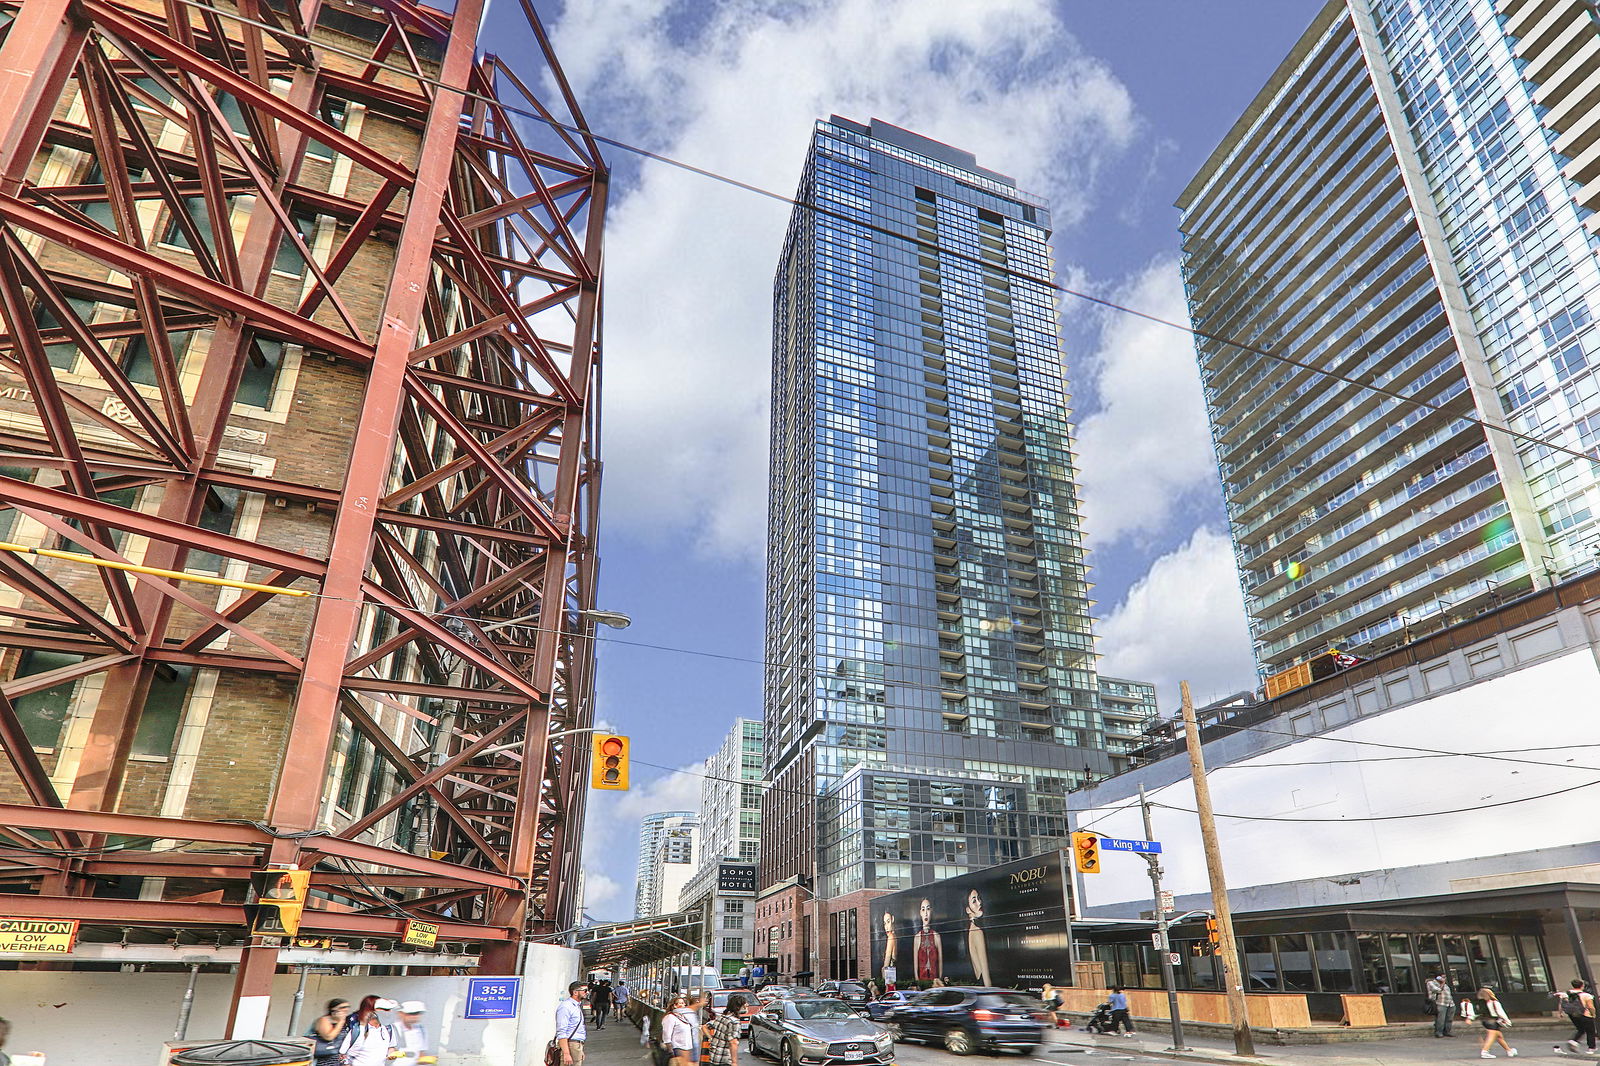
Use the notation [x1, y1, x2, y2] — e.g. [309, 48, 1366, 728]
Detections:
[1071, 832, 1101, 874]
[1205, 917, 1221, 946]
[592, 733, 630, 790]
[245, 868, 311, 937]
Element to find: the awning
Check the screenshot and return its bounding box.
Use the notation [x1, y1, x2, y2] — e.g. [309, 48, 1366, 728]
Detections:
[574, 912, 701, 970]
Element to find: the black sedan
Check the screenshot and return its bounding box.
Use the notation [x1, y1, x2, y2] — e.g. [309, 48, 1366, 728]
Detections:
[748, 996, 895, 1066]
[880, 987, 1049, 1055]
[818, 981, 871, 1008]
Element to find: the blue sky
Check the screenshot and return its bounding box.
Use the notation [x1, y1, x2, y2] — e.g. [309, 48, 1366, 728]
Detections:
[510, 0, 1327, 918]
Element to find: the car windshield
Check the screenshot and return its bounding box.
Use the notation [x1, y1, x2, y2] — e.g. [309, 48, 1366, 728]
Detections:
[838, 982, 865, 991]
[977, 993, 1043, 1010]
[790, 1001, 857, 1020]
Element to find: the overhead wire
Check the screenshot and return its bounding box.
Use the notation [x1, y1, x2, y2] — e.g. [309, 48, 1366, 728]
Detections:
[154, 0, 1600, 474]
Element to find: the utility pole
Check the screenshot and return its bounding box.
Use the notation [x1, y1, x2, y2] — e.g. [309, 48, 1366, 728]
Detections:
[1140, 783, 1187, 1051]
[1180, 680, 1255, 1057]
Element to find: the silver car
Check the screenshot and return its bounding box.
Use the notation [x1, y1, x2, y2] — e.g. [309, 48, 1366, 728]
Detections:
[748, 997, 894, 1066]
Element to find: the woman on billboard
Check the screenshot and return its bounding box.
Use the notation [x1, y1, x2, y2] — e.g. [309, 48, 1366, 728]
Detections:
[914, 897, 942, 981]
[965, 888, 992, 987]
[880, 911, 899, 989]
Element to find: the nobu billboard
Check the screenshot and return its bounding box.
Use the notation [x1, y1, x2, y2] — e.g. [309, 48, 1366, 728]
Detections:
[868, 850, 1073, 990]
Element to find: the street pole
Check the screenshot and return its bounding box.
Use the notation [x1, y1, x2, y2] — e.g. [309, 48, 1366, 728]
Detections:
[1180, 680, 1255, 1057]
[1140, 783, 1187, 1051]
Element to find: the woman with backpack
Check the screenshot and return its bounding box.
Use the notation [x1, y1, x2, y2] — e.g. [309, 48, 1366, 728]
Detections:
[1553, 979, 1596, 1053]
[338, 995, 400, 1065]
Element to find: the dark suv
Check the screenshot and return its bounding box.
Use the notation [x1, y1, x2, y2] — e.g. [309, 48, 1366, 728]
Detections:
[881, 988, 1049, 1055]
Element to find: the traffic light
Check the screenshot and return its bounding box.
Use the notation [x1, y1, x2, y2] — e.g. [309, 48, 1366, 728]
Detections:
[245, 868, 310, 937]
[592, 733, 630, 790]
[1071, 831, 1101, 874]
[1205, 917, 1221, 947]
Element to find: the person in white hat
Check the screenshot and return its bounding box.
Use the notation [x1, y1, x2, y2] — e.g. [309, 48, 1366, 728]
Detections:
[394, 1001, 432, 1063]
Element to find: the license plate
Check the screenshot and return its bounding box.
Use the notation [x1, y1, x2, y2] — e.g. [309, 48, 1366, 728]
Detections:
[845, 1052, 864, 1060]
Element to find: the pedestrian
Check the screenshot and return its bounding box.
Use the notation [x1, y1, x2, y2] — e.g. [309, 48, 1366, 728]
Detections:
[557, 982, 590, 1066]
[867, 979, 880, 1001]
[662, 993, 700, 1065]
[337, 996, 399, 1066]
[1042, 984, 1067, 1029]
[739, 965, 750, 988]
[696, 992, 717, 1063]
[309, 999, 353, 1066]
[393, 1001, 432, 1064]
[0, 1015, 10, 1066]
[1465, 986, 1515, 1058]
[615, 978, 630, 1021]
[1554, 979, 1596, 1054]
[1427, 971, 1456, 1038]
[708, 994, 748, 1066]
[591, 980, 612, 1031]
[1107, 986, 1135, 1037]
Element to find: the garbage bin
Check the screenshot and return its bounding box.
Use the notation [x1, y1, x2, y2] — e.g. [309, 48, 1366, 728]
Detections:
[170, 1039, 312, 1066]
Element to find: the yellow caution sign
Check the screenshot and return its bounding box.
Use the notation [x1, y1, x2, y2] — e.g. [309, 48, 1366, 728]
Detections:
[0, 917, 78, 955]
[403, 919, 440, 948]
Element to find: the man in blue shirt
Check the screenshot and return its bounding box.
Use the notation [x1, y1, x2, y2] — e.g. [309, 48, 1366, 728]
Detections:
[557, 982, 590, 1065]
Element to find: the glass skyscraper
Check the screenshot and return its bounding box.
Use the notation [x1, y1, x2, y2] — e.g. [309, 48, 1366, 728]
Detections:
[762, 117, 1139, 902]
[1180, 0, 1600, 676]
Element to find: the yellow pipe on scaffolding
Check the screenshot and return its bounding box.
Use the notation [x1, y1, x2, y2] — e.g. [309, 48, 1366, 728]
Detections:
[0, 540, 311, 597]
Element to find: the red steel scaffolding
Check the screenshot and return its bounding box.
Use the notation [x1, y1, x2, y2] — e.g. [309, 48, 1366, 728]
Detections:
[0, 0, 605, 1015]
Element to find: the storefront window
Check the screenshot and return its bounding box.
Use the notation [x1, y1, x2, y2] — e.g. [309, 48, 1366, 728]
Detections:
[1185, 944, 1220, 990]
[1313, 932, 1356, 992]
[1467, 934, 1498, 990]
[1494, 935, 1527, 992]
[1276, 934, 1315, 992]
[1240, 936, 1278, 991]
[1442, 935, 1471, 991]
[1387, 933, 1420, 993]
[1519, 936, 1551, 990]
[1358, 933, 1391, 993]
[1414, 934, 1443, 984]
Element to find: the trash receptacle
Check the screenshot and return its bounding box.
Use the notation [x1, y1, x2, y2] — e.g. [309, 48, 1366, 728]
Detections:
[170, 1039, 312, 1066]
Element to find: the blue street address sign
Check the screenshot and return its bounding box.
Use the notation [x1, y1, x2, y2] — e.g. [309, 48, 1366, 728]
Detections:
[1097, 837, 1162, 854]
[465, 976, 522, 1019]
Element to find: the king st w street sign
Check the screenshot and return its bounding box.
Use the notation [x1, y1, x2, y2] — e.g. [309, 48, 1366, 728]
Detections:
[1096, 837, 1162, 854]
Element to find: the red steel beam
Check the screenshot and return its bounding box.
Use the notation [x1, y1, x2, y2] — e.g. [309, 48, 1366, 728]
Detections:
[0, 893, 512, 940]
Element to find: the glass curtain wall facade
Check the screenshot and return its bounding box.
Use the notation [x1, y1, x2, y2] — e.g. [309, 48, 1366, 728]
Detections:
[1179, 0, 1600, 676]
[635, 809, 696, 917]
[763, 117, 1116, 900]
[701, 718, 765, 865]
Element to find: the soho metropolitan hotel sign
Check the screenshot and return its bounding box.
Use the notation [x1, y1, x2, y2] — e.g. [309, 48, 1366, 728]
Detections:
[718, 863, 758, 895]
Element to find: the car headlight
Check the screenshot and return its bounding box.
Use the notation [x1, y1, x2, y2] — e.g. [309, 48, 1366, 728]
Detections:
[874, 1033, 893, 1049]
[796, 1035, 828, 1048]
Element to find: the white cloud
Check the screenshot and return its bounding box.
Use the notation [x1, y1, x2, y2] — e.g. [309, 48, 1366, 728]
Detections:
[550, 0, 1139, 561]
[1097, 526, 1258, 710]
[582, 869, 623, 913]
[581, 760, 707, 919]
[1075, 256, 1218, 547]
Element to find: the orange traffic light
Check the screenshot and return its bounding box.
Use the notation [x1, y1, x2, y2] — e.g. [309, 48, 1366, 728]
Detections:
[1206, 917, 1221, 946]
[1071, 831, 1101, 874]
[592, 733, 629, 790]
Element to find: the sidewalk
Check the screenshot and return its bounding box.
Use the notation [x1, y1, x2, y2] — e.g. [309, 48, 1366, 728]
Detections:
[1043, 1018, 1587, 1066]
[582, 1009, 654, 1065]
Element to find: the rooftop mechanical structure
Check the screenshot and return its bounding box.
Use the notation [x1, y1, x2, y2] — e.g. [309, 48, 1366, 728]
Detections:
[0, 0, 605, 1021]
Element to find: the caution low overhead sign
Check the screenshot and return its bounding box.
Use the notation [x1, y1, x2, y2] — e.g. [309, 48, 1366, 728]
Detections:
[0, 918, 79, 955]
